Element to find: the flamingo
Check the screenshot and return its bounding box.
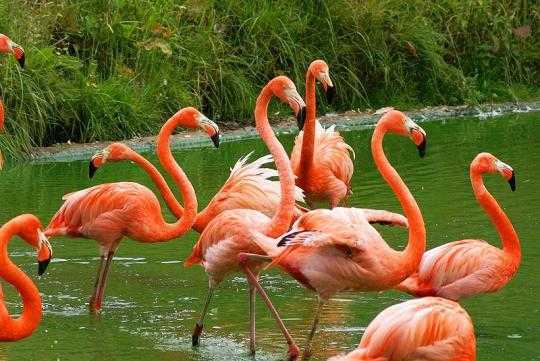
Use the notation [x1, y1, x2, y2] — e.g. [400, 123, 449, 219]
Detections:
[0, 214, 53, 341]
[0, 34, 25, 67]
[0, 33, 25, 169]
[45, 107, 211, 314]
[184, 76, 305, 360]
[290, 60, 354, 208]
[89, 121, 306, 234]
[397, 152, 520, 301]
[328, 297, 476, 361]
[243, 109, 427, 359]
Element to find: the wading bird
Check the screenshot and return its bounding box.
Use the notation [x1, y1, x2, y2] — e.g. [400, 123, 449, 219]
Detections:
[89, 122, 306, 234]
[290, 60, 354, 208]
[184, 76, 306, 360]
[0, 33, 25, 169]
[45, 107, 215, 314]
[328, 297, 476, 361]
[397, 152, 520, 301]
[0, 214, 53, 341]
[243, 110, 427, 360]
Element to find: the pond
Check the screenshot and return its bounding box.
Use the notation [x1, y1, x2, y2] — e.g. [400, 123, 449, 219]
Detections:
[0, 111, 538, 360]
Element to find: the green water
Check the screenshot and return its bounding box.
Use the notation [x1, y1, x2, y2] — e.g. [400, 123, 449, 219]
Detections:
[0, 112, 539, 360]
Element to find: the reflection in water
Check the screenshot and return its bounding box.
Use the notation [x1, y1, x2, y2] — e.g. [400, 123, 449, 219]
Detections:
[0, 112, 539, 360]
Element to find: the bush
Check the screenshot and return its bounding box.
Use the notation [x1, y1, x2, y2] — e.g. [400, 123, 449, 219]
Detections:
[0, 0, 538, 158]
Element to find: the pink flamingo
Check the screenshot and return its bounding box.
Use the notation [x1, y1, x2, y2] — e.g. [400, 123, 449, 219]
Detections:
[184, 76, 305, 359]
[397, 152, 520, 301]
[89, 119, 306, 233]
[243, 110, 427, 359]
[0, 214, 53, 341]
[0, 34, 25, 67]
[328, 297, 476, 361]
[0, 33, 25, 169]
[290, 60, 354, 208]
[45, 107, 212, 313]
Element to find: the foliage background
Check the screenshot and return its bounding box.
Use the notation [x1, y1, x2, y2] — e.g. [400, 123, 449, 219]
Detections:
[0, 0, 538, 157]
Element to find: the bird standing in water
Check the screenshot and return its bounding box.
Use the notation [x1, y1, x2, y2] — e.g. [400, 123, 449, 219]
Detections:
[397, 152, 520, 301]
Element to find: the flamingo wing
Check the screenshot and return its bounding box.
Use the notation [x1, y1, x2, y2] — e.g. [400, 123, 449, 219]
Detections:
[202, 152, 305, 218]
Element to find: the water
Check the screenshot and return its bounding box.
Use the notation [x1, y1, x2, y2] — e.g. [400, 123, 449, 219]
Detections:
[0, 112, 539, 360]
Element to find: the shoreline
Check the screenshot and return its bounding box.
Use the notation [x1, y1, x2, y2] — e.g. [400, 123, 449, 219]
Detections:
[29, 100, 540, 163]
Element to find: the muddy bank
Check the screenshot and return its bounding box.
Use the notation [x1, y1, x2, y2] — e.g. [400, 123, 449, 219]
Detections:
[30, 100, 540, 163]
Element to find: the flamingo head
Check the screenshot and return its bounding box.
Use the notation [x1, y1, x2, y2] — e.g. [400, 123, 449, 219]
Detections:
[471, 152, 516, 191]
[269, 75, 307, 130]
[169, 107, 220, 148]
[11, 42, 25, 68]
[378, 109, 427, 157]
[89, 142, 134, 178]
[310, 59, 336, 104]
[16, 214, 53, 275]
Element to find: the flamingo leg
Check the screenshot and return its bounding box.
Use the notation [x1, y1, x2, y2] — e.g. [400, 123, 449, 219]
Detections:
[90, 250, 115, 314]
[89, 254, 106, 313]
[192, 285, 215, 346]
[301, 297, 325, 361]
[249, 282, 256, 355]
[240, 262, 300, 361]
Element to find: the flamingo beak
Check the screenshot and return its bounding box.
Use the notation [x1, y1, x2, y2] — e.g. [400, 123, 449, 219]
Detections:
[89, 151, 105, 178]
[89, 160, 98, 178]
[508, 171, 516, 191]
[296, 106, 306, 130]
[37, 231, 52, 276]
[416, 136, 427, 158]
[12, 44, 25, 68]
[211, 133, 220, 148]
[325, 85, 336, 104]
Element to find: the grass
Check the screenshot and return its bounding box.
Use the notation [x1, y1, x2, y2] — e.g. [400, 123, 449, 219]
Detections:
[0, 0, 538, 158]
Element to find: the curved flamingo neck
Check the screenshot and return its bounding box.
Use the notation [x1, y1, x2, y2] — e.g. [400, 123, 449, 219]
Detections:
[256, 86, 295, 237]
[371, 125, 425, 272]
[128, 151, 184, 219]
[470, 171, 520, 262]
[154, 113, 198, 240]
[298, 70, 317, 181]
[0, 221, 42, 341]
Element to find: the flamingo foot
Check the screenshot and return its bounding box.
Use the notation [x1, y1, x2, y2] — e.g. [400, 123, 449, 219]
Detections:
[287, 344, 300, 360]
[301, 347, 312, 361]
[192, 322, 204, 346]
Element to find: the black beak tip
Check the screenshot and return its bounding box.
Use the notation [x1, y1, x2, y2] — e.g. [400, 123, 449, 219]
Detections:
[211, 133, 220, 148]
[89, 162, 97, 178]
[325, 85, 336, 104]
[38, 258, 51, 276]
[417, 138, 427, 158]
[296, 106, 306, 130]
[17, 54, 25, 68]
[508, 172, 516, 191]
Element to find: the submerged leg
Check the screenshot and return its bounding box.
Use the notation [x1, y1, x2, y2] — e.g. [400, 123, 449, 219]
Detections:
[301, 297, 325, 361]
[249, 282, 257, 355]
[89, 254, 106, 305]
[239, 258, 300, 361]
[89, 249, 115, 314]
[192, 284, 215, 347]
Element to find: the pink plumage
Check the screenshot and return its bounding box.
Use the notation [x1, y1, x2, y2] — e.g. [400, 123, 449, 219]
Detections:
[328, 297, 476, 361]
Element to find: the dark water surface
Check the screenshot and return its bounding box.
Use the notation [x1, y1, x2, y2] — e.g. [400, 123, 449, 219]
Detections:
[0, 112, 538, 360]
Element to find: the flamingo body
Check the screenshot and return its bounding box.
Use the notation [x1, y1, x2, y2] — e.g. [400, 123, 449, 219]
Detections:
[328, 297, 476, 361]
[291, 122, 354, 207]
[46, 182, 168, 244]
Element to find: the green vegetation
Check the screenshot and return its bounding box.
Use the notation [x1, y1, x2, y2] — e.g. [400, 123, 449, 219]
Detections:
[0, 0, 538, 158]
